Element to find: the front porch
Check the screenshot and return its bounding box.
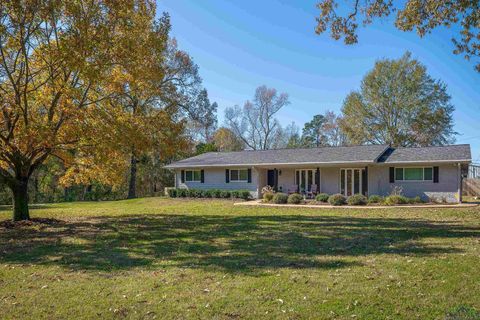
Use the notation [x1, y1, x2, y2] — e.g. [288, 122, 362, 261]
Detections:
[255, 166, 368, 198]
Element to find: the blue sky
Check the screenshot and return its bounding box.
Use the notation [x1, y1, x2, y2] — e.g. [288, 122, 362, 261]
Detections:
[159, 0, 480, 162]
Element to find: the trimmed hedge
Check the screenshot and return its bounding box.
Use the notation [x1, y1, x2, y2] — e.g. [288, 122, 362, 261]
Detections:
[167, 188, 251, 200]
[287, 193, 303, 204]
[347, 194, 367, 205]
[328, 194, 346, 206]
[272, 193, 288, 204]
[263, 192, 274, 202]
[384, 195, 408, 206]
[367, 194, 383, 204]
[315, 193, 329, 202]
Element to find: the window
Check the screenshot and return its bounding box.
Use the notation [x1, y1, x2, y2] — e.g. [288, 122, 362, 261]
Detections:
[185, 170, 201, 182]
[230, 169, 248, 182]
[395, 167, 433, 181]
[340, 168, 364, 196]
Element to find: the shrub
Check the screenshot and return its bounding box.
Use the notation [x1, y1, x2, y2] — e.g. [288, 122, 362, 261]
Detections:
[238, 190, 251, 200]
[166, 188, 177, 198]
[230, 190, 239, 198]
[263, 192, 274, 202]
[315, 193, 329, 202]
[347, 194, 367, 205]
[196, 189, 206, 198]
[187, 189, 199, 198]
[412, 196, 424, 204]
[211, 189, 222, 198]
[367, 194, 383, 204]
[328, 194, 346, 206]
[177, 188, 187, 197]
[203, 189, 213, 198]
[220, 190, 231, 198]
[384, 195, 408, 206]
[287, 193, 303, 204]
[261, 185, 275, 195]
[272, 192, 288, 204]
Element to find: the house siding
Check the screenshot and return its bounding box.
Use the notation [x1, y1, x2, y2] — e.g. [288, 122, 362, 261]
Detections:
[173, 163, 461, 202]
[368, 164, 460, 202]
[175, 167, 259, 198]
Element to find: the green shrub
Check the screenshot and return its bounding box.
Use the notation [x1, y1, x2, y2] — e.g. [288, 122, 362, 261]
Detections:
[367, 194, 383, 204]
[287, 193, 303, 204]
[177, 188, 187, 197]
[187, 189, 199, 198]
[315, 193, 329, 202]
[384, 195, 408, 206]
[347, 194, 367, 205]
[272, 193, 288, 204]
[413, 196, 424, 203]
[328, 194, 346, 206]
[238, 190, 251, 200]
[203, 189, 213, 198]
[230, 190, 239, 198]
[167, 188, 177, 198]
[263, 192, 274, 202]
[211, 189, 222, 198]
[220, 190, 231, 198]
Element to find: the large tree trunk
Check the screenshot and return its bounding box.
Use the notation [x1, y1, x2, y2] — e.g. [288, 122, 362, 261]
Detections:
[127, 153, 137, 199]
[11, 178, 30, 221]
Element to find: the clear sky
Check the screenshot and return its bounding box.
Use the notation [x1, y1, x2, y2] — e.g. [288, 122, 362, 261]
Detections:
[159, 0, 480, 162]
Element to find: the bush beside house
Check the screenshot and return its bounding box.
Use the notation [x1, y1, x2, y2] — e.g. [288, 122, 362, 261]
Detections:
[167, 188, 251, 200]
[287, 193, 303, 204]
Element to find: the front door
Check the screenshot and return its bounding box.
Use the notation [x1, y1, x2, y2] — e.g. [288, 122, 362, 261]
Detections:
[267, 170, 275, 188]
[340, 168, 363, 196]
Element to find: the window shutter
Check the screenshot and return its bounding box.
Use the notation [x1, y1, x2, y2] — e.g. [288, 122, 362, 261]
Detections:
[200, 170, 205, 183]
[315, 168, 320, 187]
[295, 170, 299, 188]
[247, 168, 252, 183]
[181, 170, 185, 183]
[433, 166, 439, 183]
[225, 169, 230, 183]
[389, 167, 395, 183]
[362, 167, 368, 196]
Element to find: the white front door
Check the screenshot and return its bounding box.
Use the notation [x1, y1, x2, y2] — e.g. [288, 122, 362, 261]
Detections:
[340, 168, 363, 196]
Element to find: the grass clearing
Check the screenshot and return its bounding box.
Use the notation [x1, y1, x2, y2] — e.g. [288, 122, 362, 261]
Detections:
[1, 198, 479, 319]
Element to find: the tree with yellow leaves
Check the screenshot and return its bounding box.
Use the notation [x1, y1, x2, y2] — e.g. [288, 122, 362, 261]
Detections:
[0, 1, 185, 220]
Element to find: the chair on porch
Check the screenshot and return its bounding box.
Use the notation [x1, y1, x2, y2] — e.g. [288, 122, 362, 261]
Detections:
[307, 185, 318, 199]
[287, 185, 298, 194]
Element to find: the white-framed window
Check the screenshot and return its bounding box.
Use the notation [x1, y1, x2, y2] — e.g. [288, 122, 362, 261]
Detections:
[185, 170, 202, 182]
[230, 169, 248, 182]
[395, 167, 433, 181]
[340, 168, 364, 196]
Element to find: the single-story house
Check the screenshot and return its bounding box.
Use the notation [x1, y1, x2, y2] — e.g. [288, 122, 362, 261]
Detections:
[164, 144, 471, 203]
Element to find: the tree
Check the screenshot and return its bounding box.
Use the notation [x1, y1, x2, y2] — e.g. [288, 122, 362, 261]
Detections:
[212, 127, 244, 152]
[188, 89, 218, 143]
[340, 52, 456, 147]
[302, 114, 327, 147]
[315, 0, 480, 71]
[224, 85, 290, 150]
[0, 1, 176, 220]
[323, 111, 346, 146]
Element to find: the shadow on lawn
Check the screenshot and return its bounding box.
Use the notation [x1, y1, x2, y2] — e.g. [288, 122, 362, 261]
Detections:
[0, 214, 478, 274]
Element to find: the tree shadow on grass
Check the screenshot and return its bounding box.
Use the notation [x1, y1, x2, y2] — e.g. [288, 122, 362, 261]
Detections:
[0, 214, 478, 274]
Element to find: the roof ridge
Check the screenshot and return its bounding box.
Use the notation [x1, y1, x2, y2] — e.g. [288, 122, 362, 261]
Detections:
[393, 144, 470, 150]
[202, 144, 389, 155]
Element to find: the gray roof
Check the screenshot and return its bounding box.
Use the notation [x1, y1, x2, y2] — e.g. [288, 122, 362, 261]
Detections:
[380, 144, 471, 163]
[165, 145, 389, 168]
[165, 144, 471, 169]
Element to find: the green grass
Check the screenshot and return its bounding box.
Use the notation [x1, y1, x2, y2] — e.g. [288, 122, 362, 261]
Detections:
[0, 198, 479, 319]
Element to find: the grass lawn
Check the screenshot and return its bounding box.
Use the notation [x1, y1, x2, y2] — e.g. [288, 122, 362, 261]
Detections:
[0, 198, 479, 319]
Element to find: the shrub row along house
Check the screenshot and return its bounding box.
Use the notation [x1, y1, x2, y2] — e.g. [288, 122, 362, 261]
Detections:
[164, 144, 471, 203]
